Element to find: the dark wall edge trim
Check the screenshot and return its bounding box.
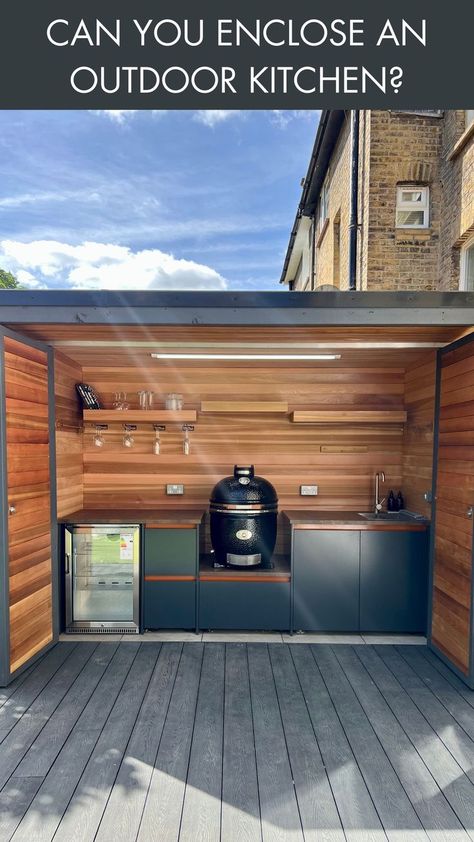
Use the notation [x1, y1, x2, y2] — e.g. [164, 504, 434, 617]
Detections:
[2, 291, 474, 327]
[0, 333, 10, 687]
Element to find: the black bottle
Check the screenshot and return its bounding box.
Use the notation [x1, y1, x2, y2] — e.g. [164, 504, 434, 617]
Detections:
[396, 491, 404, 511]
[387, 490, 396, 512]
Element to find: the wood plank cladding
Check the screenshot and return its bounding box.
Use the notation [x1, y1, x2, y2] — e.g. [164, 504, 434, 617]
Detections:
[11, 323, 469, 345]
[4, 336, 53, 673]
[402, 353, 436, 517]
[431, 340, 474, 675]
[55, 351, 83, 518]
[81, 361, 406, 515]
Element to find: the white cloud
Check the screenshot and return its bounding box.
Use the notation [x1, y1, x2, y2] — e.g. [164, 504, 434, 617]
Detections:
[270, 110, 319, 128]
[16, 269, 48, 289]
[91, 110, 139, 124]
[90, 110, 168, 124]
[193, 110, 242, 128]
[0, 240, 228, 291]
[0, 189, 102, 209]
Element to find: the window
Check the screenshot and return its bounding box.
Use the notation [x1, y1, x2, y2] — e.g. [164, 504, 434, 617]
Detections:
[466, 110, 474, 129]
[390, 110, 442, 117]
[461, 238, 474, 291]
[320, 177, 329, 224]
[396, 185, 429, 228]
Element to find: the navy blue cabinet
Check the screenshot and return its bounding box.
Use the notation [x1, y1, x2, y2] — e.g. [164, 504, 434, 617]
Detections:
[143, 581, 196, 630]
[199, 581, 290, 631]
[292, 527, 429, 634]
[143, 527, 198, 630]
[293, 531, 360, 632]
[360, 530, 429, 633]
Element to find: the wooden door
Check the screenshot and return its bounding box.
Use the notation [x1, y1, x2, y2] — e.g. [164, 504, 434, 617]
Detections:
[430, 335, 474, 683]
[0, 329, 56, 684]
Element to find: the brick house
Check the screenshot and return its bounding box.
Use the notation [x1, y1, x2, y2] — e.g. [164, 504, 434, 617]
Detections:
[280, 110, 474, 291]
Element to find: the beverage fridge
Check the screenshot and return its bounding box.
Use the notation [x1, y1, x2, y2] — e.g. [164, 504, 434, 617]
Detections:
[64, 525, 140, 633]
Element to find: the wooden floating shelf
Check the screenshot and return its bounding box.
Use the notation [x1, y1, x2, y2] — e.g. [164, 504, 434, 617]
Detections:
[291, 410, 407, 424]
[200, 401, 288, 413]
[83, 409, 197, 423]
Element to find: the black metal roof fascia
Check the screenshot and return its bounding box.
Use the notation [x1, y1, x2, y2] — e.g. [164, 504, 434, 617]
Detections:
[1, 290, 474, 327]
[279, 109, 346, 283]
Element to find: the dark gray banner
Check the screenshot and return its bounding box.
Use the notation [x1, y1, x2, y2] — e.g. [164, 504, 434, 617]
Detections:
[0, 0, 471, 109]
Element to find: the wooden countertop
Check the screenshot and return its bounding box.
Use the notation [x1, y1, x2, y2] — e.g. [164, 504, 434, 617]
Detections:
[282, 510, 429, 531]
[58, 509, 205, 526]
[199, 554, 290, 581]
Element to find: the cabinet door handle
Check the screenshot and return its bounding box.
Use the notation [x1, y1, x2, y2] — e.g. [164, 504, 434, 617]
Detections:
[467, 507, 473, 519]
[65, 553, 70, 575]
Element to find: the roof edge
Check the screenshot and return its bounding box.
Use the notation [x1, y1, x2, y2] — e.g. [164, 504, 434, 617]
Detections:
[279, 109, 346, 284]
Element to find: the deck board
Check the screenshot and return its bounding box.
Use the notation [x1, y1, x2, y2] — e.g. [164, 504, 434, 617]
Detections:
[1, 642, 474, 842]
[179, 644, 225, 842]
[269, 645, 345, 842]
[311, 645, 427, 842]
[357, 645, 474, 835]
[95, 642, 182, 842]
[247, 643, 304, 842]
[333, 645, 469, 841]
[375, 645, 474, 787]
[290, 644, 386, 842]
[10, 642, 140, 842]
[221, 643, 261, 842]
[136, 643, 204, 842]
[53, 644, 161, 842]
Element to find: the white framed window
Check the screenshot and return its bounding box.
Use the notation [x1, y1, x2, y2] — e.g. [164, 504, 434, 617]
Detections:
[466, 110, 474, 129]
[396, 185, 430, 228]
[461, 237, 474, 291]
[320, 176, 329, 224]
[390, 110, 443, 117]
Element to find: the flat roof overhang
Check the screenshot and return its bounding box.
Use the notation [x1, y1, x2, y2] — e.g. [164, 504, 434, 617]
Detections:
[2, 290, 474, 328]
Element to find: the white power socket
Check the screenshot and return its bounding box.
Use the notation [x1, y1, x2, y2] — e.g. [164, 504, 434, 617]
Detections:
[166, 484, 184, 495]
[300, 485, 318, 496]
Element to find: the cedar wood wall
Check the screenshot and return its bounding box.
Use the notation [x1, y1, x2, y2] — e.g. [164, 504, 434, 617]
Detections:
[55, 355, 436, 541]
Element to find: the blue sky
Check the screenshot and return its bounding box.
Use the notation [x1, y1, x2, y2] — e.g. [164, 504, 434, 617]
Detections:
[0, 110, 319, 291]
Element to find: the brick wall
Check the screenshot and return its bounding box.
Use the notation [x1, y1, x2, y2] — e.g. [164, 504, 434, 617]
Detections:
[314, 115, 351, 289]
[291, 110, 473, 293]
[439, 110, 474, 290]
[364, 111, 443, 291]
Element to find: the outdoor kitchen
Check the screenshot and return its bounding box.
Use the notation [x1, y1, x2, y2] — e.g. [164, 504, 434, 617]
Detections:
[1, 290, 474, 689]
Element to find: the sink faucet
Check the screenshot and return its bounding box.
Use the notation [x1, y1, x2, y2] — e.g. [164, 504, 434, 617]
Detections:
[374, 471, 386, 514]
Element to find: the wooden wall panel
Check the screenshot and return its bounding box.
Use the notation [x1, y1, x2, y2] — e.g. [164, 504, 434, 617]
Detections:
[4, 336, 53, 673]
[55, 351, 83, 517]
[402, 352, 436, 517]
[431, 340, 474, 675]
[81, 363, 405, 527]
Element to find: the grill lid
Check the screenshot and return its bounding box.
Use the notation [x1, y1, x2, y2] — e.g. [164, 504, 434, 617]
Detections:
[210, 465, 278, 506]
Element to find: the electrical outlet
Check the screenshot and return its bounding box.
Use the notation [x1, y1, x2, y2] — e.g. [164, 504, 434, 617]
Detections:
[166, 484, 184, 495]
[300, 485, 318, 496]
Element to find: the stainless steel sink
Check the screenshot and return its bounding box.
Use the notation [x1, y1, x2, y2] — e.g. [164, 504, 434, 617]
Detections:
[358, 512, 418, 522]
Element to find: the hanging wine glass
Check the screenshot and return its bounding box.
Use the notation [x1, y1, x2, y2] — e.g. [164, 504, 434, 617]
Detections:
[123, 425, 135, 448]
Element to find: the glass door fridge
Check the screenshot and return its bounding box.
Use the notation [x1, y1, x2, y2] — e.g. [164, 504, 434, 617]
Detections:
[65, 525, 140, 633]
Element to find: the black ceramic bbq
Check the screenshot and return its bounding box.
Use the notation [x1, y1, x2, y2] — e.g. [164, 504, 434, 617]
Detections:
[209, 465, 278, 568]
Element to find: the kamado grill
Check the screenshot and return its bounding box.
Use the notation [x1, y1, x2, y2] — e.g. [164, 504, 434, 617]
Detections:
[209, 465, 278, 568]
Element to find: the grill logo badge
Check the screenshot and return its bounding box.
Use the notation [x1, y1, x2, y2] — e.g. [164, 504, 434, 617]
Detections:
[236, 529, 253, 540]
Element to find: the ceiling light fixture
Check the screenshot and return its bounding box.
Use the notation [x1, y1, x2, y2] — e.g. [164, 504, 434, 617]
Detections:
[150, 353, 342, 361]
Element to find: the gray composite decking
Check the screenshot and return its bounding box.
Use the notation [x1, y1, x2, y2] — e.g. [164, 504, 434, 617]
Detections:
[1, 643, 474, 841]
